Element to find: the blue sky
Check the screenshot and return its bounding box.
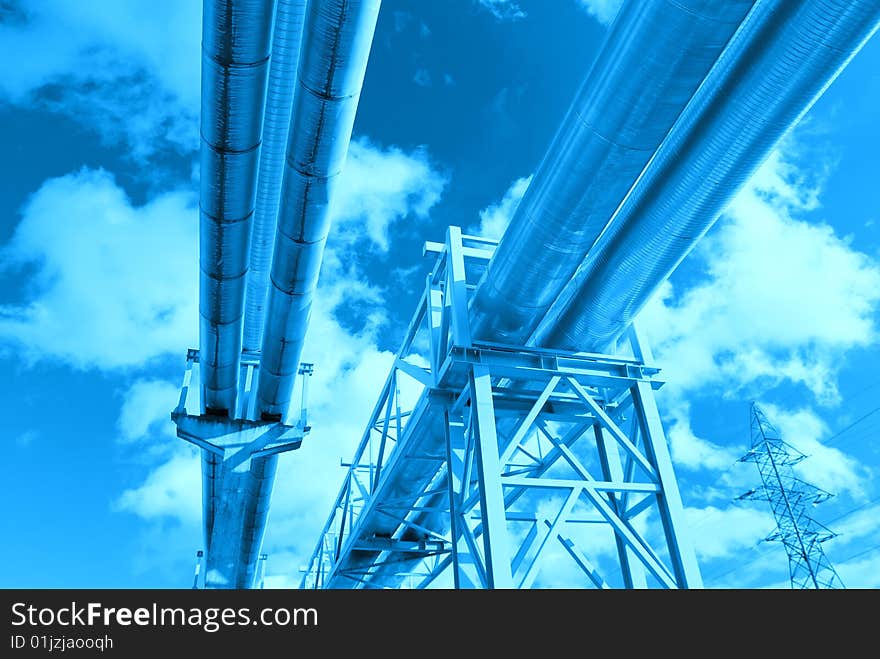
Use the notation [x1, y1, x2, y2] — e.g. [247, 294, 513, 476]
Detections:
[1, 0, 879, 588]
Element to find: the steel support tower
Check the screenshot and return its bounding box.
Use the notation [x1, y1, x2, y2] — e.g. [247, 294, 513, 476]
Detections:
[738, 403, 844, 589]
[171, 350, 313, 588]
[301, 228, 702, 589]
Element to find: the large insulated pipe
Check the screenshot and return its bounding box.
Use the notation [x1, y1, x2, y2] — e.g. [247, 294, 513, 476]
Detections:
[204, 452, 280, 588]
[257, 0, 383, 419]
[243, 0, 308, 354]
[201, 1, 306, 589]
[335, 0, 760, 590]
[337, 0, 880, 590]
[469, 0, 757, 346]
[535, 0, 880, 352]
[200, 0, 275, 415]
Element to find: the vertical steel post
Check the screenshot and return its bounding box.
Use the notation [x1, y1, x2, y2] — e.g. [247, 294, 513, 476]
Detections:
[595, 423, 647, 588]
[469, 366, 514, 588]
[192, 550, 204, 589]
[444, 411, 480, 588]
[632, 380, 703, 588]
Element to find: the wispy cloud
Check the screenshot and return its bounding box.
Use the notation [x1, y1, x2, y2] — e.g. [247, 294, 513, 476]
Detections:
[0, 0, 201, 157]
[115, 449, 201, 525]
[472, 175, 532, 240]
[641, 145, 880, 405]
[576, 0, 622, 26]
[836, 552, 880, 588]
[332, 138, 448, 250]
[684, 505, 774, 561]
[479, 0, 622, 25]
[14, 430, 39, 447]
[833, 503, 880, 544]
[0, 168, 198, 369]
[476, 0, 526, 21]
[392, 10, 431, 38]
[665, 401, 740, 472]
[413, 67, 432, 87]
[0, 138, 447, 371]
[118, 379, 181, 443]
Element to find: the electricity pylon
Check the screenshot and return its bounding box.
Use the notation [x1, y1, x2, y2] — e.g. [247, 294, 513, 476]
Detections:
[737, 403, 844, 589]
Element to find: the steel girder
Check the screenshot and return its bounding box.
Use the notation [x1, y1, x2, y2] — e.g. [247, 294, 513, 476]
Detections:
[300, 228, 702, 589]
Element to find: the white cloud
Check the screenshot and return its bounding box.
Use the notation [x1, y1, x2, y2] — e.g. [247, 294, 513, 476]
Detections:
[708, 547, 788, 589]
[332, 138, 448, 250]
[260, 353, 397, 572]
[0, 0, 201, 156]
[0, 138, 445, 372]
[635, 141, 880, 491]
[640, 147, 880, 404]
[832, 504, 880, 548]
[261, 573, 300, 589]
[472, 175, 531, 240]
[836, 552, 880, 588]
[115, 449, 202, 525]
[113, 258, 408, 578]
[665, 401, 740, 471]
[529, 530, 617, 588]
[413, 68, 431, 87]
[524, 495, 656, 588]
[476, 0, 526, 21]
[251, 262, 432, 576]
[576, 0, 622, 26]
[14, 430, 39, 447]
[0, 168, 199, 369]
[684, 505, 774, 561]
[113, 377, 199, 525]
[705, 501, 880, 588]
[118, 379, 181, 443]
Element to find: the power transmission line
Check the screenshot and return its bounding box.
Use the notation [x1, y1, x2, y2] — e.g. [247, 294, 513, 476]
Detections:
[838, 541, 880, 565]
[706, 492, 880, 585]
[823, 405, 880, 446]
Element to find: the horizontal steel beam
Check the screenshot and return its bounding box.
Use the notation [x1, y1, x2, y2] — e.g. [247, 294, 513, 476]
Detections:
[501, 478, 661, 493]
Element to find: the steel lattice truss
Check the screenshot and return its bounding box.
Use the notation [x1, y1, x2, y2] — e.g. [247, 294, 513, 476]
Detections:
[738, 404, 844, 589]
[300, 228, 703, 589]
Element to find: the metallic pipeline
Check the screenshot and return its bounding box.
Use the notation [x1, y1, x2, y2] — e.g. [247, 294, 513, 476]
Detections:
[243, 0, 308, 354]
[204, 451, 279, 588]
[200, 0, 275, 415]
[336, 0, 757, 589]
[201, 0, 299, 588]
[326, 0, 880, 590]
[469, 0, 757, 346]
[202, 0, 381, 591]
[535, 0, 880, 353]
[257, 0, 383, 419]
